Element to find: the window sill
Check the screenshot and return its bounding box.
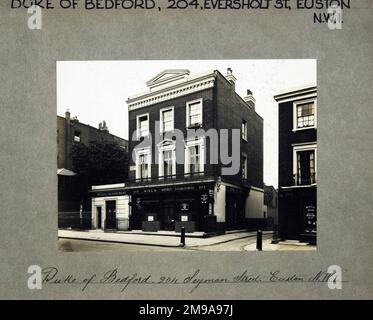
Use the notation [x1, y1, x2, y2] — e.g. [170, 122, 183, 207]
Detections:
[292, 127, 316, 132]
[187, 124, 203, 129]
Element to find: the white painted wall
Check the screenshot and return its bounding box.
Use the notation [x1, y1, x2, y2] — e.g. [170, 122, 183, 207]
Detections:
[91, 195, 130, 230]
[117, 195, 130, 231]
[245, 188, 264, 218]
[213, 184, 226, 222]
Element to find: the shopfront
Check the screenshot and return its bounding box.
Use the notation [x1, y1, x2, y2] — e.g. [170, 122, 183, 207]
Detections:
[278, 186, 317, 243]
[90, 183, 130, 231]
[128, 182, 215, 232]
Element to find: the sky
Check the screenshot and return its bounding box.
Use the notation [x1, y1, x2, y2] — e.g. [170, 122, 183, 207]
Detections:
[57, 60, 316, 187]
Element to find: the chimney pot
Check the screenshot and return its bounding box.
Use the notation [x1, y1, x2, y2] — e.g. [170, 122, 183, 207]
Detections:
[65, 109, 71, 121]
[244, 89, 256, 110]
[225, 67, 237, 90]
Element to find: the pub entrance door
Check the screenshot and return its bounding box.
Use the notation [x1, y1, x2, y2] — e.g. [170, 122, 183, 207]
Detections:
[105, 200, 117, 229]
[96, 206, 102, 229]
[161, 203, 175, 231]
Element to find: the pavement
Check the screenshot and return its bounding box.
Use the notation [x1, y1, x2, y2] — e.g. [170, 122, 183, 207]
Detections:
[58, 229, 268, 248]
[244, 239, 317, 251]
[58, 230, 316, 251]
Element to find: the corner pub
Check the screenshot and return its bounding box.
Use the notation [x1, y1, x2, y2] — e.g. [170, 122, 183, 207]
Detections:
[91, 68, 264, 234]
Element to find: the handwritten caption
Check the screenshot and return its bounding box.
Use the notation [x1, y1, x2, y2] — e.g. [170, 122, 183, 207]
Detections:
[29, 266, 342, 293]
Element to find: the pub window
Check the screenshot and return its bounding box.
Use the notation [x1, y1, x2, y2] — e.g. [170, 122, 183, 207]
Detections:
[189, 145, 201, 174]
[163, 150, 174, 177]
[158, 140, 176, 178]
[296, 149, 316, 185]
[73, 131, 81, 142]
[242, 154, 247, 179]
[160, 107, 174, 133]
[139, 154, 149, 179]
[294, 100, 316, 130]
[135, 148, 151, 180]
[185, 138, 204, 175]
[242, 120, 248, 140]
[137, 114, 149, 138]
[186, 99, 203, 127]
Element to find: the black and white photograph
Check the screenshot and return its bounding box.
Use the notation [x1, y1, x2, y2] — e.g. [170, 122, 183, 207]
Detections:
[1, 0, 372, 304]
[57, 60, 317, 252]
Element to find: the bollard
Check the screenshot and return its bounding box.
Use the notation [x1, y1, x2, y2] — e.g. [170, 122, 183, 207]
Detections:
[256, 229, 262, 251]
[180, 226, 186, 247]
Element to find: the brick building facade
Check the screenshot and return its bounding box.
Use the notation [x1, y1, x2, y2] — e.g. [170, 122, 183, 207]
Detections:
[91, 68, 264, 234]
[275, 86, 317, 244]
[57, 111, 128, 217]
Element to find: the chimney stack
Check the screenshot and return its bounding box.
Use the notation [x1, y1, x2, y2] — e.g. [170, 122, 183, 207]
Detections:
[65, 108, 70, 122]
[99, 120, 109, 132]
[244, 89, 256, 110]
[225, 67, 237, 90]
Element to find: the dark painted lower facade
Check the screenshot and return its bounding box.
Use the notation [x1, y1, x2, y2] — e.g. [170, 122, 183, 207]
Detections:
[278, 186, 317, 244]
[127, 181, 249, 233]
[128, 182, 214, 232]
[90, 178, 263, 234]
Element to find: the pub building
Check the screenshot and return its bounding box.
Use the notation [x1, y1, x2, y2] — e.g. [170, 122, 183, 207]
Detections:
[274, 86, 317, 244]
[91, 68, 264, 234]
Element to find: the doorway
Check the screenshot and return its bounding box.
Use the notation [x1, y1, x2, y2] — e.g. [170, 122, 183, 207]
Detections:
[162, 203, 175, 231]
[96, 206, 102, 229]
[105, 200, 117, 229]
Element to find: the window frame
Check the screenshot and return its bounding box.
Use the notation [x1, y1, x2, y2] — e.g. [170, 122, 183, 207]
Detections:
[136, 113, 150, 139]
[159, 106, 174, 133]
[134, 147, 152, 180]
[241, 153, 248, 179]
[242, 120, 248, 141]
[158, 140, 176, 178]
[184, 138, 205, 175]
[293, 98, 317, 132]
[73, 131, 81, 143]
[292, 143, 317, 185]
[186, 98, 203, 128]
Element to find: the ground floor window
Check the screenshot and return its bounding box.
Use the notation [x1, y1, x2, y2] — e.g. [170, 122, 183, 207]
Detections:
[129, 190, 211, 231]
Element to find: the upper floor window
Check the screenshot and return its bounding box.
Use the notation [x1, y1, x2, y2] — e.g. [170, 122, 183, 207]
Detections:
[135, 148, 151, 180]
[139, 154, 149, 179]
[186, 99, 203, 127]
[185, 138, 205, 176]
[189, 145, 200, 173]
[293, 144, 317, 186]
[136, 114, 149, 138]
[158, 140, 176, 178]
[242, 154, 247, 179]
[74, 131, 81, 142]
[293, 99, 317, 131]
[160, 107, 174, 133]
[242, 120, 248, 141]
[163, 150, 173, 176]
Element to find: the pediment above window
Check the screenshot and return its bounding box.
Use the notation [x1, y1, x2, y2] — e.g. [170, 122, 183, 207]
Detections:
[157, 139, 175, 149]
[146, 69, 190, 90]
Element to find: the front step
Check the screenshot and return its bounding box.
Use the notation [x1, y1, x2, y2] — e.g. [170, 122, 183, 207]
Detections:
[299, 233, 317, 245]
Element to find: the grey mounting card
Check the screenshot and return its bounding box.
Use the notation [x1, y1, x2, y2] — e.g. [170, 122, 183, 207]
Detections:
[0, 0, 372, 300]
